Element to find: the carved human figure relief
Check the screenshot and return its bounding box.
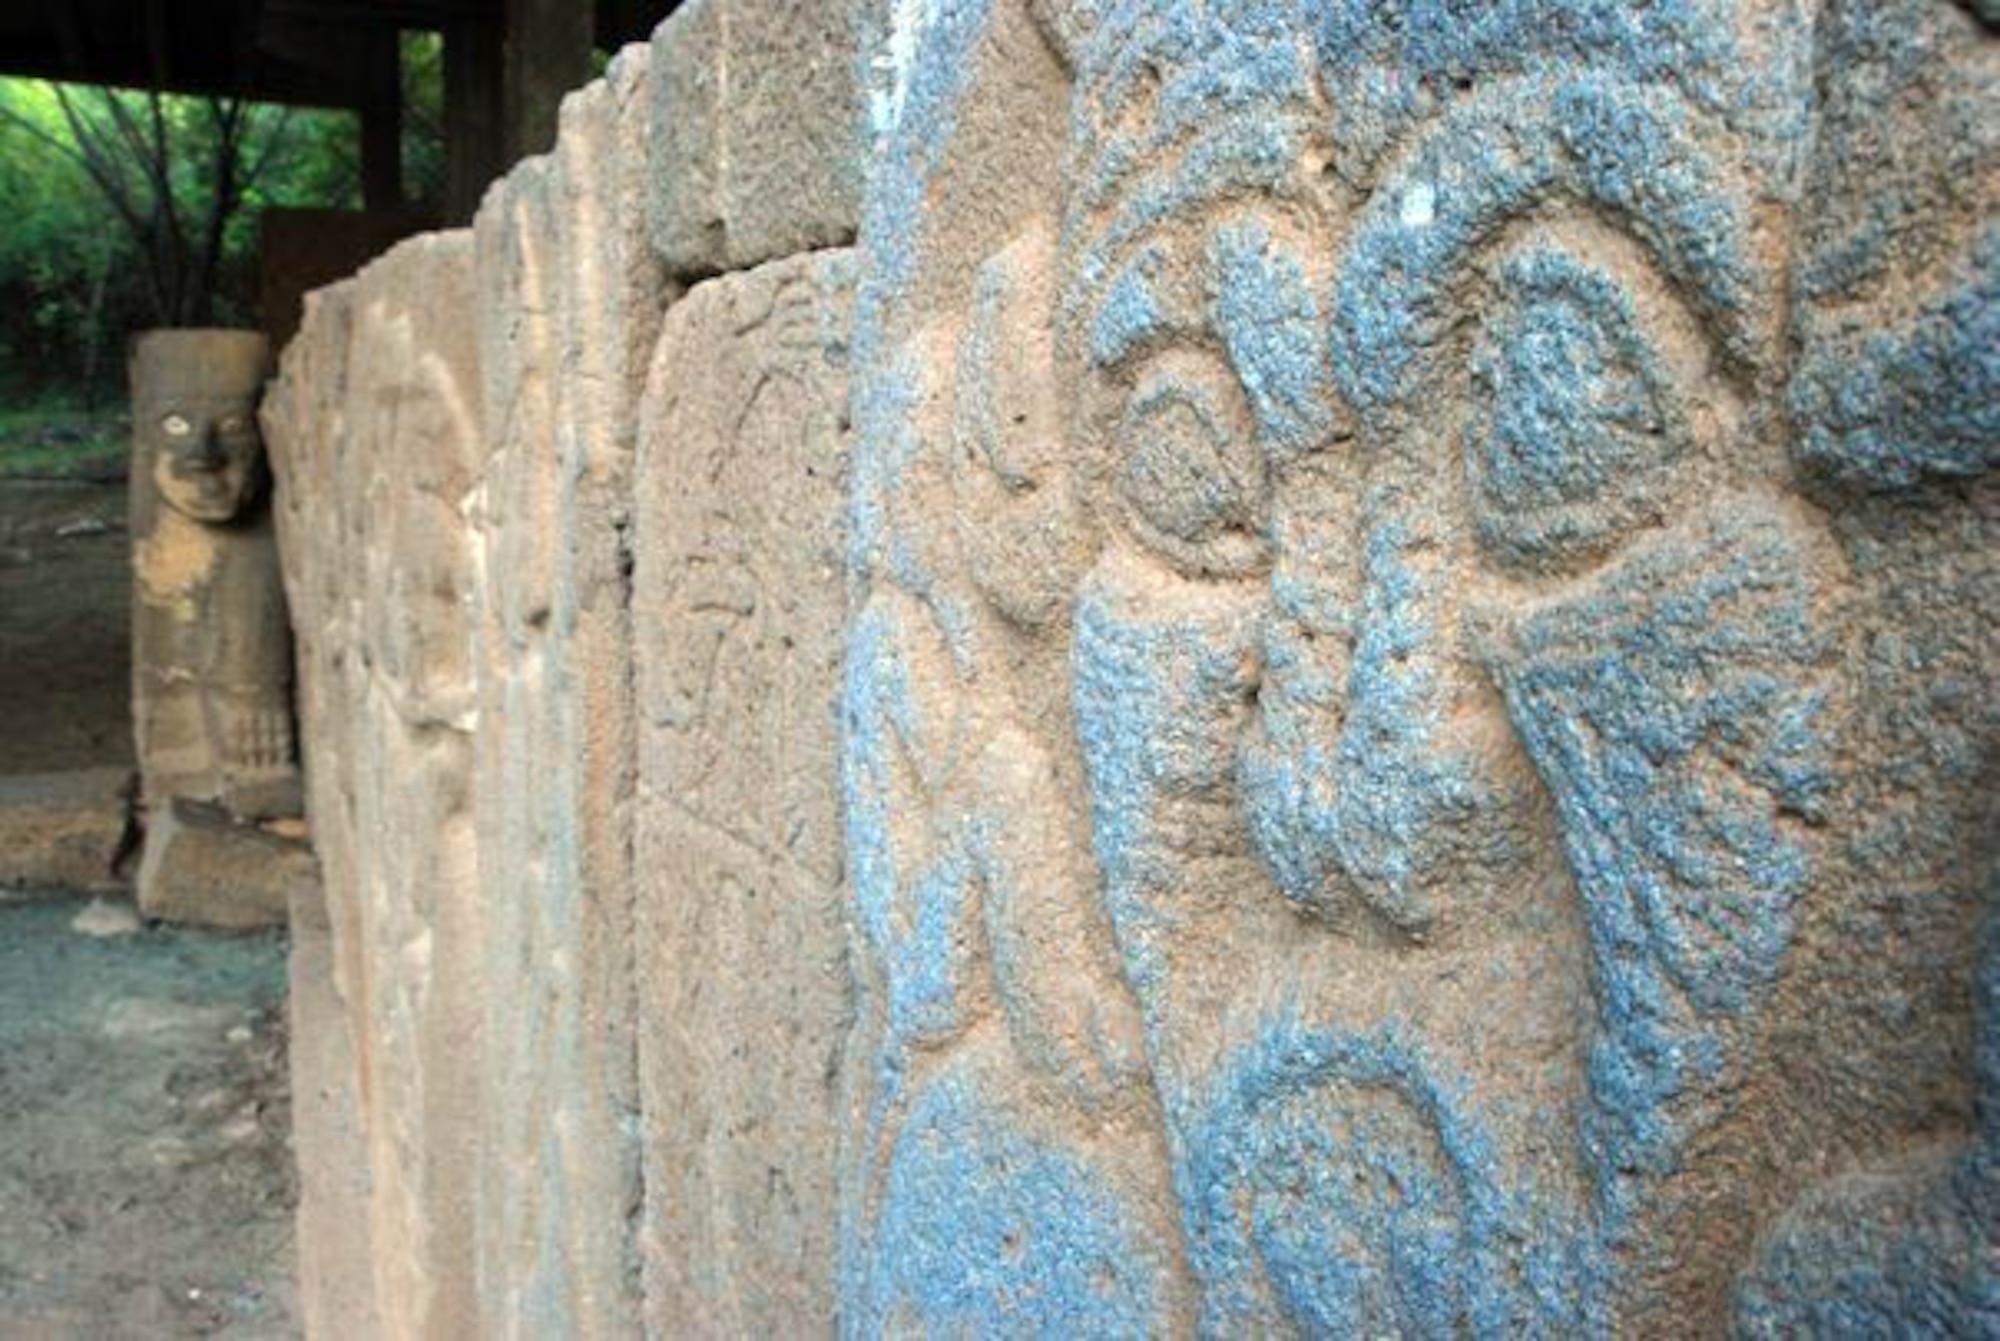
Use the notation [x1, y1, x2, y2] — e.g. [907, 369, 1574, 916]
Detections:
[844, 0, 1994, 1333]
[129, 329, 300, 822]
[838, 0, 1190, 1322]
[314, 245, 485, 1338]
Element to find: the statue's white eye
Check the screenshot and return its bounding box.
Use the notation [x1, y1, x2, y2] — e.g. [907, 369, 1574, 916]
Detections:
[161, 413, 192, 438]
[217, 415, 250, 435]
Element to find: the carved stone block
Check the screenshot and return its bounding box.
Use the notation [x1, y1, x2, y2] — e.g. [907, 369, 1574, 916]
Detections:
[633, 247, 854, 1333]
[646, 0, 869, 276]
[466, 45, 663, 1338]
[264, 229, 486, 1339]
[0, 768, 132, 897]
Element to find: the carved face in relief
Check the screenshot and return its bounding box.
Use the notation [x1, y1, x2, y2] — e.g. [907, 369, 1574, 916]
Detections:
[150, 396, 266, 522]
[1049, 1, 1837, 1328]
[132, 331, 273, 525]
[855, 0, 1982, 1332]
[1060, 0, 1831, 965]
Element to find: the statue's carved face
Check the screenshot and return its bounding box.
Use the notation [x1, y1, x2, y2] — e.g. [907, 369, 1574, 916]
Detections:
[150, 395, 265, 522]
[852, 0, 1984, 1332]
[1062, 2, 1826, 955]
[1051, 3, 1839, 1328]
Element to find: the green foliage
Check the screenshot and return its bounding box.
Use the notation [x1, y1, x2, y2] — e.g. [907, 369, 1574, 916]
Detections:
[403, 30, 446, 211]
[0, 404, 127, 480]
[0, 58, 438, 412]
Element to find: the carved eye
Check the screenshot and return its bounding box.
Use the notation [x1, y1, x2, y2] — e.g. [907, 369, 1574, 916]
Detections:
[161, 413, 193, 438]
[1116, 377, 1268, 577]
[1465, 251, 1688, 572]
[216, 414, 252, 436]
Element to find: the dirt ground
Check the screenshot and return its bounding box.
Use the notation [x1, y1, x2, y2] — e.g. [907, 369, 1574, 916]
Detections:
[0, 478, 133, 774]
[0, 896, 296, 1338]
[0, 475, 299, 1338]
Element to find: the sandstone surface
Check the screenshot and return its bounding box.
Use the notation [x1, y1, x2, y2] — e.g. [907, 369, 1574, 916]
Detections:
[467, 45, 665, 1337]
[265, 227, 487, 1338]
[633, 246, 854, 1334]
[646, 0, 869, 276]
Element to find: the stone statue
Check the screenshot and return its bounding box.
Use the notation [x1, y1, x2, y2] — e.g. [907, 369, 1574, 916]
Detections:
[130, 329, 301, 824]
[841, 0, 1996, 1333]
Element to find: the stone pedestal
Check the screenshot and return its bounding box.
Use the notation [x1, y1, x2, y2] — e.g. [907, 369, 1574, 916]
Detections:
[134, 798, 312, 930]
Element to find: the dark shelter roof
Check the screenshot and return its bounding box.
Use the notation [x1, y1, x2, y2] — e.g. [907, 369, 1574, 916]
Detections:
[0, 1, 672, 109]
[0, 0, 681, 218]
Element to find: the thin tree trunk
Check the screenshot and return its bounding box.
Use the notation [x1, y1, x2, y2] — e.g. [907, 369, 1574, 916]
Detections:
[79, 242, 109, 410]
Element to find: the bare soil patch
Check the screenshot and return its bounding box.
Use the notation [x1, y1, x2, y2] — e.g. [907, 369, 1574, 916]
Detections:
[0, 896, 295, 1338]
[0, 479, 132, 774]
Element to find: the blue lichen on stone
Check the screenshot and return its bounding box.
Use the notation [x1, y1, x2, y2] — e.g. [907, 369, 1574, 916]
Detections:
[843, 596, 979, 1049]
[850, 1070, 1168, 1337]
[1306, 0, 1806, 189]
[1330, 75, 1758, 422]
[1730, 906, 2000, 1335]
[1491, 498, 1832, 1222]
[1791, 230, 2000, 490]
[1209, 219, 1337, 463]
[1065, 0, 1322, 307]
[1090, 246, 1167, 368]
[1466, 250, 1687, 569]
[1070, 557, 1256, 1000]
[1239, 508, 1478, 933]
[1073, 0, 1317, 214]
[1114, 378, 1264, 566]
[1177, 1014, 1604, 1336]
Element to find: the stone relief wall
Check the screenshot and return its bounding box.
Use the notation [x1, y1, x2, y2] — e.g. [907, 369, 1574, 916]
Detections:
[633, 246, 854, 1333]
[265, 229, 487, 1337]
[467, 50, 667, 1339]
[263, 0, 1995, 1335]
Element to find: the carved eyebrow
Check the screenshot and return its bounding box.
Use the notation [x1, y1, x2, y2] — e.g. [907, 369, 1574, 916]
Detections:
[1075, 5, 1317, 214]
[1330, 74, 1760, 418]
[1073, 112, 1306, 303]
[1211, 218, 1337, 461]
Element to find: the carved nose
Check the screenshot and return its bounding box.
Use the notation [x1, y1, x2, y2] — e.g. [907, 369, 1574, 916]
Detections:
[1322, 516, 1475, 928]
[1241, 511, 1480, 935]
[190, 428, 227, 468]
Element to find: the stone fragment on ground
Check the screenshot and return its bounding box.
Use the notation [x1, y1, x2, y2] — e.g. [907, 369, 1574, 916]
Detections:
[70, 896, 141, 937]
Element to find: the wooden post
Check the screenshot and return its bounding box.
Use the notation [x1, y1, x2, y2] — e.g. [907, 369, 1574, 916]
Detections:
[444, 17, 503, 224]
[359, 27, 402, 212]
[503, 0, 594, 163]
